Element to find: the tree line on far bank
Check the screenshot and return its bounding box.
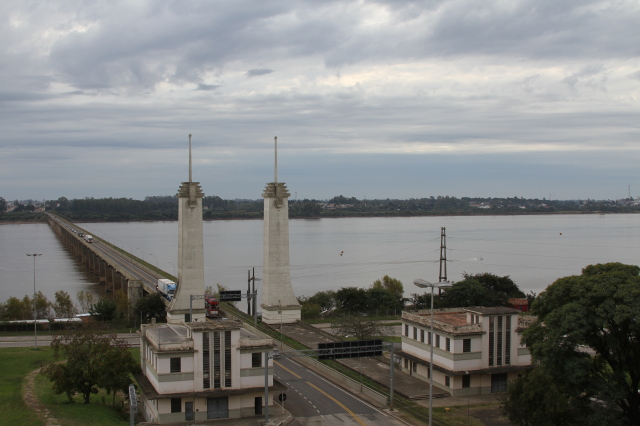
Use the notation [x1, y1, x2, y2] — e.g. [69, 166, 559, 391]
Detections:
[2, 193, 638, 222]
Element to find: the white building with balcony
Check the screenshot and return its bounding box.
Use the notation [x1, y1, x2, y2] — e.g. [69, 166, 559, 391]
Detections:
[136, 320, 278, 423]
[399, 307, 535, 396]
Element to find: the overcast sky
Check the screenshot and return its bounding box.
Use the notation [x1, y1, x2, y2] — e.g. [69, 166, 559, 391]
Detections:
[2, 0, 639, 202]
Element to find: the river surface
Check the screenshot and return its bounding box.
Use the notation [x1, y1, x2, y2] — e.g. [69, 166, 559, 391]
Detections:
[1, 214, 639, 308]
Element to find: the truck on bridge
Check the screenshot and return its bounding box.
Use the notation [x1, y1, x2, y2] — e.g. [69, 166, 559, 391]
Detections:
[205, 295, 220, 318]
[157, 279, 177, 301]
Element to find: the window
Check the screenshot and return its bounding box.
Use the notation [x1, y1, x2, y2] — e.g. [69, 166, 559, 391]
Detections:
[428, 332, 432, 345]
[445, 375, 450, 387]
[435, 334, 440, 348]
[463, 339, 471, 353]
[404, 358, 409, 369]
[413, 327, 417, 340]
[462, 375, 471, 388]
[420, 329, 424, 343]
[412, 361, 417, 373]
[170, 357, 181, 373]
[405, 324, 409, 336]
[171, 398, 181, 413]
[255, 397, 262, 415]
[252, 352, 262, 368]
[446, 338, 450, 352]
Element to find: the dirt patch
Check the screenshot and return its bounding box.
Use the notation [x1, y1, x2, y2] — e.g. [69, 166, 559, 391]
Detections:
[469, 406, 514, 426]
[22, 368, 61, 426]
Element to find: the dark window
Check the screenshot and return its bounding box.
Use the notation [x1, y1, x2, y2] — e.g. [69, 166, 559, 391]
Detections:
[413, 327, 417, 340]
[428, 332, 432, 345]
[445, 375, 450, 387]
[489, 316, 495, 367]
[185, 313, 191, 322]
[171, 398, 181, 413]
[491, 373, 508, 393]
[404, 358, 409, 369]
[435, 334, 440, 348]
[420, 329, 424, 343]
[505, 316, 512, 365]
[497, 316, 503, 366]
[463, 339, 471, 353]
[252, 352, 262, 368]
[170, 357, 181, 373]
[462, 375, 471, 388]
[446, 338, 450, 352]
[185, 401, 194, 421]
[255, 397, 262, 415]
[207, 397, 229, 419]
[405, 324, 409, 336]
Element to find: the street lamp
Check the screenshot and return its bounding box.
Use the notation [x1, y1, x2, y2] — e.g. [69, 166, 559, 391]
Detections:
[413, 278, 452, 426]
[26, 253, 42, 349]
[149, 253, 159, 277]
[136, 248, 145, 262]
[167, 261, 177, 279]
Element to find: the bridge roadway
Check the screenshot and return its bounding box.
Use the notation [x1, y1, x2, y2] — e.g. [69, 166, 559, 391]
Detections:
[46, 213, 169, 308]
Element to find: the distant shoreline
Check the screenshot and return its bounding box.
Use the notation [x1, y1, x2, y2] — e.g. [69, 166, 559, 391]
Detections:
[2, 210, 638, 225]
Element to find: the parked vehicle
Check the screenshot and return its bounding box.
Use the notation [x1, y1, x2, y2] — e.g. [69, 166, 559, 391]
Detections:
[157, 279, 177, 301]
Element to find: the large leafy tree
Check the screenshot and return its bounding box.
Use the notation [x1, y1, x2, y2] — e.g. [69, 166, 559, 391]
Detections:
[52, 290, 76, 318]
[372, 275, 404, 301]
[504, 263, 640, 425]
[41, 327, 140, 404]
[134, 292, 167, 323]
[440, 273, 524, 308]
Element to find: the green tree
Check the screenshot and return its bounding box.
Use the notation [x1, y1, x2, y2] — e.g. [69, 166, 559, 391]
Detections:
[440, 273, 524, 308]
[89, 298, 117, 321]
[508, 263, 640, 425]
[335, 287, 369, 313]
[1, 296, 32, 320]
[0, 197, 6, 212]
[41, 326, 140, 404]
[371, 275, 404, 300]
[76, 290, 96, 313]
[134, 292, 167, 323]
[52, 290, 76, 318]
[306, 290, 336, 312]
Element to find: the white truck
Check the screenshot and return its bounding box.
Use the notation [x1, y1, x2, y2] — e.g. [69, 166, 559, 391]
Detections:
[84, 235, 93, 243]
[157, 279, 177, 301]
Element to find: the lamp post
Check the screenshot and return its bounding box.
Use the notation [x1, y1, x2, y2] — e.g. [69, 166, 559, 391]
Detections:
[125, 242, 133, 255]
[167, 261, 177, 279]
[149, 253, 159, 277]
[26, 253, 42, 349]
[413, 278, 451, 426]
[136, 248, 145, 262]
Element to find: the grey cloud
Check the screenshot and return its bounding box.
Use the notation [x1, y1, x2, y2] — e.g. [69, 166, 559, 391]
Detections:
[628, 70, 640, 81]
[196, 83, 220, 91]
[246, 69, 274, 77]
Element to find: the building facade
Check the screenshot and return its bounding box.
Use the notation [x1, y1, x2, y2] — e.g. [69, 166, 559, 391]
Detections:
[399, 307, 535, 396]
[136, 320, 276, 423]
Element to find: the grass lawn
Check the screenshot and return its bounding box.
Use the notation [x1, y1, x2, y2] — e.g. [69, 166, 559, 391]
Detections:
[0, 347, 53, 426]
[0, 347, 140, 426]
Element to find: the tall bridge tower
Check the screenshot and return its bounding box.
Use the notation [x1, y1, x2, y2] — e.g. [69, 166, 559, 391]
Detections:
[167, 134, 206, 323]
[261, 137, 301, 324]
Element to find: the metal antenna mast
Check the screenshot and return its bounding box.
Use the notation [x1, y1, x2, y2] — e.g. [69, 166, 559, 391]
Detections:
[439, 227, 447, 282]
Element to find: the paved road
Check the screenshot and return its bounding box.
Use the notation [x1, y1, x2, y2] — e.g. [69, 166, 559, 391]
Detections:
[274, 356, 406, 426]
[0, 333, 140, 348]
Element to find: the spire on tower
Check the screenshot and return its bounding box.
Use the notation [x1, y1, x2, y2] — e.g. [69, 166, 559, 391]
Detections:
[188, 134, 193, 183]
[274, 136, 278, 183]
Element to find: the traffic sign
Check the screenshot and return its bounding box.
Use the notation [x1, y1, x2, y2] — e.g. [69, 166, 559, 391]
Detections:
[278, 393, 287, 402]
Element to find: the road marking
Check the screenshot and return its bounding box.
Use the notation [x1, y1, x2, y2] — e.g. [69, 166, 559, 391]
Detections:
[275, 360, 367, 426]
